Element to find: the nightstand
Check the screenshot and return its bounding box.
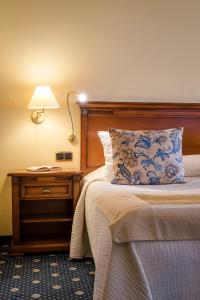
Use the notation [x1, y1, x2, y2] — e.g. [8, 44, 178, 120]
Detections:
[8, 170, 83, 256]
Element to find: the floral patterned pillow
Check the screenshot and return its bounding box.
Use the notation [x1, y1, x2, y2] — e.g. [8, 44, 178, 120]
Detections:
[109, 127, 184, 185]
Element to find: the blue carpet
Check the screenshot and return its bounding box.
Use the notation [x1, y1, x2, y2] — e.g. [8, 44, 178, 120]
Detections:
[0, 237, 95, 299]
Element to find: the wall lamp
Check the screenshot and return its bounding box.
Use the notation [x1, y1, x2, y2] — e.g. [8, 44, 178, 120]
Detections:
[28, 86, 60, 124]
[67, 91, 87, 142]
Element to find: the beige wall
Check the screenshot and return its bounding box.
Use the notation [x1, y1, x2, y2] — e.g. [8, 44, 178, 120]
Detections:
[0, 106, 81, 235]
[1, 0, 200, 234]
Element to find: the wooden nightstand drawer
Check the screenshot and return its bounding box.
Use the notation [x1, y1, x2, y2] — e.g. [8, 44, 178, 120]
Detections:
[21, 182, 72, 199]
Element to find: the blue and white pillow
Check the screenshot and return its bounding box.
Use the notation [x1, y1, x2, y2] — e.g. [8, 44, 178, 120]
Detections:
[109, 127, 184, 185]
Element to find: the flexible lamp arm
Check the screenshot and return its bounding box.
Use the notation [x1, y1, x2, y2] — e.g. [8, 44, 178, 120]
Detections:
[67, 91, 78, 142]
[67, 90, 87, 142]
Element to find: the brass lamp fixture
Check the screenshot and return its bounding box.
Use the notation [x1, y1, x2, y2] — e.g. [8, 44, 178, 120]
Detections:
[28, 86, 60, 124]
[67, 91, 87, 142]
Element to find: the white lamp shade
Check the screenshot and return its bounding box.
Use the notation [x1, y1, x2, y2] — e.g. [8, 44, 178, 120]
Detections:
[28, 86, 59, 109]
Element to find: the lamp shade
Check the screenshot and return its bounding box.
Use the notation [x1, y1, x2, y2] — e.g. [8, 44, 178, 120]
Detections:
[28, 86, 59, 109]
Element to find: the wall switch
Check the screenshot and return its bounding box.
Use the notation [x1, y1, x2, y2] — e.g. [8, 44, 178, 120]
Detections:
[56, 152, 73, 161]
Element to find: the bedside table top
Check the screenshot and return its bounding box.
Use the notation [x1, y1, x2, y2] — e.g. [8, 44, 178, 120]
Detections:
[7, 169, 83, 177]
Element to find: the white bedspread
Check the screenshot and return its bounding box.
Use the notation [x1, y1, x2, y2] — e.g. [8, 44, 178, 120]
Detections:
[70, 167, 200, 300]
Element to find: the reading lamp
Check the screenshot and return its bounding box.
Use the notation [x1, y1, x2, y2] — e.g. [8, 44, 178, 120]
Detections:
[28, 86, 60, 124]
[67, 91, 87, 142]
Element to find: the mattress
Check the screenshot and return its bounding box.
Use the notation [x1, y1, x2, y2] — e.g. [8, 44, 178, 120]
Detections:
[70, 167, 200, 300]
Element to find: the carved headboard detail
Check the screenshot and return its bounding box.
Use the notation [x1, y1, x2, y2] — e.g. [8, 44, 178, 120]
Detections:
[79, 102, 200, 174]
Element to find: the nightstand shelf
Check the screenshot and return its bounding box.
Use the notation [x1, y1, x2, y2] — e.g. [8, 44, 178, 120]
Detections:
[21, 214, 73, 224]
[11, 238, 70, 254]
[8, 170, 83, 256]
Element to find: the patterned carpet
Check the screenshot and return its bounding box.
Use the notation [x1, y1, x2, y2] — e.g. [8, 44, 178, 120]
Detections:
[0, 237, 95, 299]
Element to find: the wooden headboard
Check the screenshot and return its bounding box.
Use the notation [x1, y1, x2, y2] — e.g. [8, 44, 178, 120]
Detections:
[79, 102, 200, 174]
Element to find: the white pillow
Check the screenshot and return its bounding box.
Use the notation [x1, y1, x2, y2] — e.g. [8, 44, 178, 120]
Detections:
[98, 131, 113, 165]
[183, 154, 200, 177]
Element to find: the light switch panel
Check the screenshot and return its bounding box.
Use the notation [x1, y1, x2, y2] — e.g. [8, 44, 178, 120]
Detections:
[56, 152, 73, 161]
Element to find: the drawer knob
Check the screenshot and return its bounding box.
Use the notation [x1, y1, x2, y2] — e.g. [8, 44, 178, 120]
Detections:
[42, 187, 51, 193]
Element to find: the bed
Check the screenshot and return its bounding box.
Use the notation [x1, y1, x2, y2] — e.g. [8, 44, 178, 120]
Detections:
[70, 102, 200, 300]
